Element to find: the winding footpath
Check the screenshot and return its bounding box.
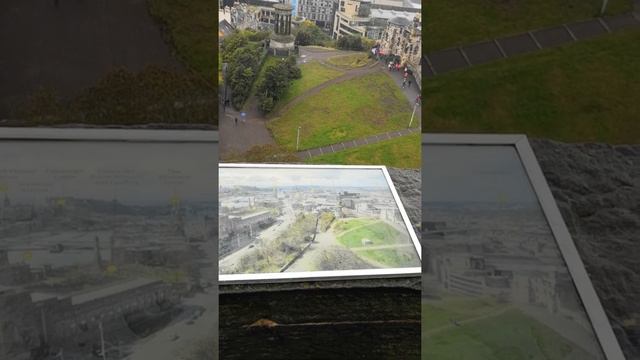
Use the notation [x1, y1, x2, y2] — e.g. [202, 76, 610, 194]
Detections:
[220, 46, 420, 160]
[424, 5, 640, 77]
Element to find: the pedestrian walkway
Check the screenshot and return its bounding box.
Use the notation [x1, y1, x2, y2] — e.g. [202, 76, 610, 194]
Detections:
[424, 11, 640, 76]
[219, 109, 274, 159]
[383, 64, 421, 122]
[297, 127, 419, 160]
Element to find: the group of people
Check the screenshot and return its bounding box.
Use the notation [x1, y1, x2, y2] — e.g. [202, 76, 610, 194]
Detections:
[388, 61, 413, 89]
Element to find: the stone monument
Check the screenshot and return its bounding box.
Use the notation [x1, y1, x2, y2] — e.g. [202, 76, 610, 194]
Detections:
[269, 3, 295, 56]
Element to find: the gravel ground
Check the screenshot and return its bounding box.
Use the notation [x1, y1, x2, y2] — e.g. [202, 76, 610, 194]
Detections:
[531, 139, 640, 359]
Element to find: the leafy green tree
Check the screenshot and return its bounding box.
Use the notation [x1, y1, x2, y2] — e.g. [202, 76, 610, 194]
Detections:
[226, 46, 262, 109]
[259, 96, 275, 113]
[294, 20, 331, 46]
[221, 31, 248, 63]
[256, 56, 301, 113]
[336, 34, 373, 51]
[295, 30, 313, 46]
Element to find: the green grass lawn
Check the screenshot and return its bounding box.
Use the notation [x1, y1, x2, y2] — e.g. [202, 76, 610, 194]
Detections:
[147, 0, 216, 82]
[273, 61, 343, 112]
[304, 45, 338, 51]
[334, 218, 377, 233]
[424, 29, 640, 144]
[423, 297, 503, 332]
[422, 297, 597, 359]
[269, 72, 414, 150]
[425, 0, 632, 51]
[334, 218, 418, 267]
[306, 132, 421, 168]
[326, 53, 372, 69]
[422, 305, 596, 359]
[357, 247, 420, 268]
[337, 220, 401, 247]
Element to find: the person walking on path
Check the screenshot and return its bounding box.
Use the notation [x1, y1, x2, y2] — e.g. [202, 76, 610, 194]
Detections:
[408, 79, 412, 88]
[234, 117, 238, 126]
[402, 78, 407, 88]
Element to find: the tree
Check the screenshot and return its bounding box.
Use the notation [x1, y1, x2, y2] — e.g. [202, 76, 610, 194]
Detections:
[221, 31, 248, 63]
[295, 30, 313, 46]
[227, 46, 262, 109]
[256, 56, 301, 113]
[259, 96, 275, 113]
[336, 35, 364, 51]
[294, 20, 331, 46]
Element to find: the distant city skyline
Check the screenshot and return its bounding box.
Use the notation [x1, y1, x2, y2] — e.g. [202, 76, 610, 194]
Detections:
[422, 145, 539, 204]
[219, 167, 390, 189]
[0, 141, 217, 206]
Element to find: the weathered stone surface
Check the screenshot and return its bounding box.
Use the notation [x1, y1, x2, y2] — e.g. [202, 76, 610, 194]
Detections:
[531, 139, 640, 359]
[388, 168, 421, 233]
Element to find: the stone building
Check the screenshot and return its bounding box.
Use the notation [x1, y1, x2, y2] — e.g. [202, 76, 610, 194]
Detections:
[332, 0, 372, 38]
[297, 0, 335, 30]
[332, 0, 420, 39]
[379, 14, 422, 87]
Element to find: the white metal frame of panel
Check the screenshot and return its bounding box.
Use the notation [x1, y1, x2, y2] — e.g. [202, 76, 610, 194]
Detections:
[422, 133, 625, 360]
[219, 163, 422, 284]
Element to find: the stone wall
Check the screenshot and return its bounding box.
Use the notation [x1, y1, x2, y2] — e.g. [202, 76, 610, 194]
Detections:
[531, 139, 640, 359]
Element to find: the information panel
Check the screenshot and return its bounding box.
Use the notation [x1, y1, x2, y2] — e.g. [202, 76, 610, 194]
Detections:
[219, 164, 421, 283]
[0, 129, 218, 360]
[422, 134, 623, 360]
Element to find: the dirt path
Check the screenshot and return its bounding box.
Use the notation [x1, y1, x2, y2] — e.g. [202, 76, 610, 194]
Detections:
[271, 61, 381, 118]
[350, 243, 415, 251]
[285, 230, 340, 272]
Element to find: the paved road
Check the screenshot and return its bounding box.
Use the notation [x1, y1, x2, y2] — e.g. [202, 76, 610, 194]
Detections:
[219, 106, 275, 160]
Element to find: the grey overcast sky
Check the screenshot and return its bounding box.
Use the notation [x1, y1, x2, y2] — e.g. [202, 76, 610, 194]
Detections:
[0, 141, 217, 205]
[422, 145, 538, 204]
[219, 167, 389, 189]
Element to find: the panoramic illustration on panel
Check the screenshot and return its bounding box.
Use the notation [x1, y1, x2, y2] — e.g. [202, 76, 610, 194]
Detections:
[0, 139, 217, 360]
[421, 145, 605, 360]
[219, 166, 419, 276]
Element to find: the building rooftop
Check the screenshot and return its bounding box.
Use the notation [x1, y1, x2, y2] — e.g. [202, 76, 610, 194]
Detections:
[31, 292, 59, 302]
[273, 3, 293, 11]
[370, 9, 415, 21]
[371, 0, 420, 9]
[71, 278, 159, 305]
[231, 210, 272, 221]
[219, 19, 235, 38]
[388, 16, 412, 26]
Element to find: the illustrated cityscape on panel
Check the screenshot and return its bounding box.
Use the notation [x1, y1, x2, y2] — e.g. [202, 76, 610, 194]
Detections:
[421, 145, 605, 359]
[0, 142, 217, 360]
[219, 167, 419, 275]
